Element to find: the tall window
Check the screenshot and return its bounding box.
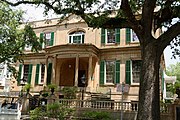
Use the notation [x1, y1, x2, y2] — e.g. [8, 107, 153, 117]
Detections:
[44, 32, 51, 47]
[132, 60, 141, 83]
[40, 64, 45, 83]
[69, 31, 85, 43]
[100, 60, 120, 85]
[106, 61, 115, 83]
[107, 29, 116, 43]
[101, 28, 120, 44]
[126, 60, 141, 84]
[18, 64, 32, 85]
[35, 64, 45, 85]
[126, 28, 139, 43]
[23, 65, 29, 81]
[40, 32, 54, 48]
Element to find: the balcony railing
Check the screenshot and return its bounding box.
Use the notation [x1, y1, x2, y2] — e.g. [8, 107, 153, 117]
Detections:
[59, 99, 138, 111]
[59, 99, 170, 113]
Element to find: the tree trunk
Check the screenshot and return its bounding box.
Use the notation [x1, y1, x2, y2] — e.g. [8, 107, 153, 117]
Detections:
[137, 42, 162, 120]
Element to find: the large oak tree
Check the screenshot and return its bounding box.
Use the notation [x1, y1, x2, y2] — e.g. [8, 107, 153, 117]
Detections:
[2, 0, 180, 120]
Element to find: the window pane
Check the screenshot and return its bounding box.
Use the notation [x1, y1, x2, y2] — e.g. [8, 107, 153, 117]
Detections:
[106, 61, 115, 83]
[23, 65, 29, 81]
[132, 31, 139, 42]
[41, 64, 45, 83]
[132, 60, 141, 83]
[107, 29, 115, 43]
[69, 31, 84, 43]
[44, 33, 51, 46]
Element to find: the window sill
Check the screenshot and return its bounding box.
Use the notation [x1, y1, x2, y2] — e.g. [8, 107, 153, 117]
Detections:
[101, 43, 119, 46]
[100, 83, 116, 87]
[130, 83, 140, 87]
[38, 83, 44, 86]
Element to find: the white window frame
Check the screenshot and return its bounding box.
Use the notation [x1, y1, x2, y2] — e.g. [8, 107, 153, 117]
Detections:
[69, 31, 84, 43]
[131, 30, 139, 42]
[42, 32, 51, 48]
[105, 29, 116, 44]
[130, 60, 141, 85]
[38, 64, 45, 84]
[104, 60, 116, 85]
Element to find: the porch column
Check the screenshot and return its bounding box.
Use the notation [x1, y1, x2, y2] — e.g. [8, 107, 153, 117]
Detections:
[74, 55, 79, 86]
[44, 56, 48, 86]
[52, 55, 57, 84]
[87, 55, 92, 89]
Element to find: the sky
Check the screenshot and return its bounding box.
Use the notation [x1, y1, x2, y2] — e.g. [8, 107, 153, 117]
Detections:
[18, 5, 180, 68]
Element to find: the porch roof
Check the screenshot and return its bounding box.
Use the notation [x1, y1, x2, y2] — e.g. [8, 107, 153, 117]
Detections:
[44, 44, 100, 58]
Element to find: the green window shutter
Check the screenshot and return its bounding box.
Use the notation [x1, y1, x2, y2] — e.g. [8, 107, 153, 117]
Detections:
[50, 32, 54, 46]
[126, 60, 131, 84]
[17, 64, 22, 85]
[47, 63, 52, 85]
[115, 60, 120, 84]
[101, 28, 105, 44]
[28, 64, 33, 84]
[82, 34, 84, 43]
[115, 28, 120, 44]
[100, 61, 105, 85]
[40, 33, 44, 48]
[69, 36, 71, 43]
[35, 64, 40, 85]
[126, 28, 131, 44]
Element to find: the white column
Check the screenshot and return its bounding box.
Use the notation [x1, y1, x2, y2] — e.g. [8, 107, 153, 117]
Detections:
[52, 55, 57, 84]
[88, 55, 92, 89]
[74, 55, 79, 86]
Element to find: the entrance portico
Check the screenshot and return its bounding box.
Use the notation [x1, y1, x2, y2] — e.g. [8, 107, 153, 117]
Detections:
[44, 44, 99, 91]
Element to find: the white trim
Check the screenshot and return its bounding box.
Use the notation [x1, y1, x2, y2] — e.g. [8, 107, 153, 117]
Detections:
[38, 64, 45, 84]
[68, 32, 84, 43]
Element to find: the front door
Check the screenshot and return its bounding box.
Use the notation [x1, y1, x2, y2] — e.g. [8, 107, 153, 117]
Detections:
[60, 59, 75, 86]
[78, 70, 86, 87]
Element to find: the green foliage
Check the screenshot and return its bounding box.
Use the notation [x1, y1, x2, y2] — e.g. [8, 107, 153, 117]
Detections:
[0, 2, 41, 74]
[30, 102, 74, 120]
[30, 107, 46, 120]
[47, 84, 58, 90]
[82, 111, 111, 120]
[61, 86, 78, 99]
[23, 83, 32, 92]
[166, 62, 180, 93]
[166, 62, 180, 82]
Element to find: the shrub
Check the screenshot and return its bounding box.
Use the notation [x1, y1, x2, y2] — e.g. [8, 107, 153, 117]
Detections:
[30, 102, 74, 120]
[82, 111, 111, 120]
[62, 87, 78, 99]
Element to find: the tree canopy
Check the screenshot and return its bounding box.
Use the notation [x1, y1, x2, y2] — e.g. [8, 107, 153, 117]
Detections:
[166, 62, 180, 82]
[0, 2, 40, 74]
[2, 0, 180, 120]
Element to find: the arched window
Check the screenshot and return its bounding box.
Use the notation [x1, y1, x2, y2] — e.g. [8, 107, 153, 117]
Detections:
[68, 31, 85, 44]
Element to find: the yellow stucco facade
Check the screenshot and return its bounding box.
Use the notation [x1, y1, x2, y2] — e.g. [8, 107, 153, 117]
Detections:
[10, 14, 162, 102]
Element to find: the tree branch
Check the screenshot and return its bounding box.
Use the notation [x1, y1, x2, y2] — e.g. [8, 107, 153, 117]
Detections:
[120, 0, 142, 32]
[158, 22, 180, 52]
[142, 0, 156, 37]
[154, 0, 179, 31]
